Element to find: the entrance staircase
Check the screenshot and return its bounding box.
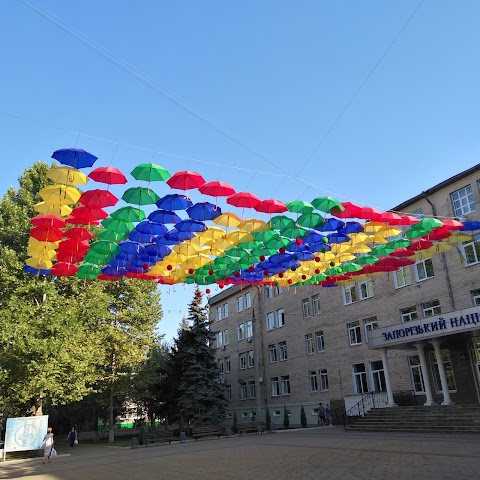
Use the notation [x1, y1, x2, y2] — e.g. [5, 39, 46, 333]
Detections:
[346, 405, 480, 434]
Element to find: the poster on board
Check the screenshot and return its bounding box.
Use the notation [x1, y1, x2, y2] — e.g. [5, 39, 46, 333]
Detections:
[4, 415, 49, 453]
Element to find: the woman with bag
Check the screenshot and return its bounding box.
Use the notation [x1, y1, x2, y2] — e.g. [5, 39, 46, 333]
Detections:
[67, 427, 77, 449]
[42, 427, 55, 464]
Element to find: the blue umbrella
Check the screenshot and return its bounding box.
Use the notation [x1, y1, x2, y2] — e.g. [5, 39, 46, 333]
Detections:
[51, 148, 98, 169]
[460, 221, 480, 231]
[128, 230, 159, 243]
[115, 252, 139, 262]
[136, 220, 169, 236]
[144, 243, 171, 258]
[148, 209, 182, 224]
[156, 230, 195, 245]
[187, 202, 222, 221]
[102, 266, 127, 276]
[175, 219, 207, 233]
[338, 221, 364, 235]
[295, 251, 315, 261]
[310, 242, 331, 253]
[269, 253, 294, 264]
[319, 218, 345, 232]
[118, 241, 145, 255]
[138, 254, 163, 265]
[156, 193, 193, 210]
[303, 230, 326, 244]
[24, 265, 50, 275]
[327, 233, 351, 243]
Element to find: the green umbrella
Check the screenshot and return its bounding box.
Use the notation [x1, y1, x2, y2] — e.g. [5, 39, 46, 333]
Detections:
[102, 218, 135, 233]
[76, 263, 101, 279]
[251, 246, 278, 256]
[110, 206, 146, 223]
[252, 230, 279, 243]
[282, 226, 309, 238]
[419, 217, 443, 230]
[270, 215, 296, 231]
[357, 254, 379, 265]
[371, 245, 395, 257]
[387, 238, 411, 249]
[311, 196, 344, 213]
[214, 256, 238, 268]
[224, 247, 247, 257]
[297, 213, 325, 229]
[130, 163, 171, 182]
[265, 235, 291, 250]
[341, 262, 363, 273]
[89, 240, 121, 256]
[96, 229, 128, 242]
[285, 200, 314, 215]
[405, 225, 431, 239]
[122, 186, 160, 205]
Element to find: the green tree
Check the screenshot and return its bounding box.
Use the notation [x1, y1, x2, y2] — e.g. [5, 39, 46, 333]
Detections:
[300, 406, 307, 428]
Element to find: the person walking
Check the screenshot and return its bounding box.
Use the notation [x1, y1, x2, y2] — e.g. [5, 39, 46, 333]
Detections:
[42, 427, 55, 464]
[67, 427, 77, 449]
[325, 405, 333, 426]
[317, 403, 326, 425]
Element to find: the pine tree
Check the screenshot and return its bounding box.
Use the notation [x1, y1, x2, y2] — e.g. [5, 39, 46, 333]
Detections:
[300, 406, 307, 428]
[283, 405, 290, 428]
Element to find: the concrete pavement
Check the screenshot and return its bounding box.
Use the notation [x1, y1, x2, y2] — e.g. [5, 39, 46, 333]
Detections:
[0, 427, 479, 480]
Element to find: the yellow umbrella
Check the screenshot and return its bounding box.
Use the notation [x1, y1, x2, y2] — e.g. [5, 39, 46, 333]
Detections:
[34, 202, 73, 217]
[349, 233, 370, 244]
[377, 226, 402, 237]
[362, 221, 388, 233]
[191, 253, 214, 267]
[366, 234, 388, 244]
[197, 227, 226, 241]
[25, 257, 53, 270]
[239, 218, 270, 233]
[347, 244, 372, 254]
[444, 233, 473, 243]
[225, 230, 253, 243]
[27, 246, 57, 260]
[211, 238, 234, 251]
[333, 253, 356, 263]
[28, 238, 60, 250]
[213, 212, 242, 228]
[39, 185, 81, 206]
[46, 167, 89, 186]
[330, 243, 351, 254]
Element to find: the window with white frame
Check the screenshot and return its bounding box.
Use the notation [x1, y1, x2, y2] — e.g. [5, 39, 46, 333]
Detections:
[415, 258, 434, 281]
[422, 300, 441, 317]
[237, 323, 245, 341]
[246, 320, 253, 338]
[430, 349, 456, 392]
[245, 292, 251, 308]
[401, 306, 418, 323]
[342, 284, 357, 305]
[276, 308, 285, 327]
[249, 381, 256, 399]
[268, 344, 278, 363]
[279, 341, 287, 361]
[408, 355, 425, 394]
[451, 184, 475, 217]
[353, 363, 368, 394]
[315, 331, 325, 352]
[236, 296, 244, 312]
[239, 353, 246, 370]
[302, 298, 312, 318]
[216, 331, 224, 348]
[359, 279, 373, 300]
[309, 371, 318, 392]
[275, 286, 283, 296]
[225, 385, 232, 401]
[240, 382, 247, 400]
[281, 375, 291, 395]
[471, 289, 480, 306]
[223, 303, 229, 318]
[348, 321, 362, 346]
[369, 360, 386, 392]
[462, 236, 480, 266]
[319, 369, 329, 391]
[266, 312, 275, 331]
[225, 356, 231, 373]
[271, 377, 279, 397]
[224, 329, 230, 345]
[394, 266, 412, 288]
[247, 350, 254, 368]
[216, 306, 222, 321]
[312, 295, 320, 315]
[264, 286, 273, 299]
[305, 334, 315, 354]
[363, 317, 378, 344]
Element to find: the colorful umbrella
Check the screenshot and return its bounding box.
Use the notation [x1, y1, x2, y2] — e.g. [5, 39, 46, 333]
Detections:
[148, 209, 181, 224]
[213, 212, 243, 228]
[25, 257, 53, 270]
[69, 206, 109, 222]
[30, 226, 64, 242]
[199, 180, 235, 197]
[96, 229, 128, 242]
[254, 199, 288, 214]
[51, 262, 79, 276]
[52, 148, 98, 169]
[187, 202, 222, 221]
[297, 213, 325, 229]
[311, 196, 344, 213]
[79, 189, 119, 208]
[156, 193, 192, 210]
[131, 163, 171, 182]
[63, 227, 94, 241]
[122, 187, 160, 205]
[34, 202, 73, 217]
[46, 167, 89, 186]
[30, 215, 66, 229]
[286, 200, 314, 215]
[166, 170, 206, 190]
[101, 218, 135, 233]
[111, 206, 146, 223]
[38, 185, 81, 206]
[175, 219, 207, 233]
[135, 220, 169, 236]
[88, 166, 127, 184]
[76, 263, 102, 279]
[227, 192, 262, 209]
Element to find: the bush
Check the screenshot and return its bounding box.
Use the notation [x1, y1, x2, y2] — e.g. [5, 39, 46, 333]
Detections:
[232, 411, 238, 434]
[300, 406, 307, 428]
[283, 406, 289, 428]
[265, 408, 271, 430]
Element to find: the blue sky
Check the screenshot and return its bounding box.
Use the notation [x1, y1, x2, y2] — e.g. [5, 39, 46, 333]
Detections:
[2, 0, 480, 341]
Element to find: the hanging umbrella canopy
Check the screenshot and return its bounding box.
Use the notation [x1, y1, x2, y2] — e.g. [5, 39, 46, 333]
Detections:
[331, 202, 363, 218]
[156, 193, 192, 210]
[387, 238, 412, 249]
[282, 226, 309, 239]
[363, 221, 387, 233]
[148, 209, 181, 224]
[79, 189, 119, 208]
[311, 196, 344, 213]
[56, 249, 87, 263]
[175, 219, 207, 233]
[254, 199, 288, 214]
[51, 262, 79, 276]
[357, 207, 383, 220]
[357, 254, 379, 265]
[52, 148, 98, 169]
[213, 212, 242, 228]
[377, 211, 404, 224]
[297, 213, 325, 229]
[239, 219, 270, 233]
[199, 180, 236, 197]
[122, 186, 160, 205]
[110, 206, 146, 223]
[88, 166, 127, 184]
[166, 170, 206, 190]
[319, 218, 345, 232]
[131, 163, 171, 182]
[460, 220, 480, 231]
[406, 239, 434, 251]
[101, 218, 135, 233]
[187, 202, 222, 221]
[38, 185, 81, 206]
[30, 226, 64, 242]
[286, 200, 314, 215]
[270, 215, 296, 231]
[419, 217, 444, 230]
[30, 215, 66, 229]
[339, 222, 364, 235]
[26, 244, 57, 260]
[76, 263, 102, 279]
[397, 215, 421, 226]
[227, 191, 262, 209]
[441, 219, 464, 230]
[69, 206, 109, 222]
[90, 240, 121, 256]
[34, 202, 72, 217]
[136, 220, 169, 236]
[47, 166, 89, 186]
[96, 229, 128, 242]
[25, 257, 53, 270]
[63, 227, 94, 241]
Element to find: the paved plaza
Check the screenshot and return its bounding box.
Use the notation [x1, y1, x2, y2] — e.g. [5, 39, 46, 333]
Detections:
[0, 427, 478, 480]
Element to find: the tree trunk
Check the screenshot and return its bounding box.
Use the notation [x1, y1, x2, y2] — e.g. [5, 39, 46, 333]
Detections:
[108, 386, 115, 443]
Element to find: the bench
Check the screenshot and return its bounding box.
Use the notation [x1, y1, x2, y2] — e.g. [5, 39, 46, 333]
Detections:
[237, 421, 265, 435]
[142, 429, 173, 445]
[192, 425, 224, 441]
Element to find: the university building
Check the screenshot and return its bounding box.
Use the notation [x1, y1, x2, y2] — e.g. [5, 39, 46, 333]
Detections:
[208, 164, 480, 427]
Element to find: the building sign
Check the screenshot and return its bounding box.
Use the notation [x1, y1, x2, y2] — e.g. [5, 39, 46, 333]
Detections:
[4, 415, 49, 456]
[368, 306, 480, 349]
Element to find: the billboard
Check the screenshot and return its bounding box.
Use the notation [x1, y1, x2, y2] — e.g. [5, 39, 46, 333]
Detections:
[4, 415, 49, 454]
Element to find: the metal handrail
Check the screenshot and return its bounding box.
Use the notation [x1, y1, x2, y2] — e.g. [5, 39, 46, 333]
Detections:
[343, 392, 378, 431]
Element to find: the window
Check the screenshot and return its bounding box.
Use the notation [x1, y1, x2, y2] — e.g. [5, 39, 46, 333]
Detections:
[246, 320, 253, 339]
[451, 185, 475, 217]
[348, 321, 362, 346]
[422, 300, 441, 317]
[401, 306, 418, 323]
[302, 298, 311, 318]
[225, 385, 232, 401]
[271, 377, 279, 397]
[236, 296, 244, 312]
[359, 279, 373, 300]
[275, 286, 283, 296]
[216, 306, 222, 321]
[268, 344, 278, 363]
[430, 349, 456, 392]
[240, 382, 247, 400]
[315, 331, 325, 352]
[309, 371, 318, 392]
[408, 355, 425, 394]
[472, 289, 480, 306]
[276, 308, 285, 327]
[239, 353, 246, 370]
[224, 329, 230, 345]
[218, 359, 224, 374]
[411, 208, 424, 219]
[353, 363, 368, 394]
[272, 409, 281, 417]
[312, 295, 320, 315]
[247, 350, 255, 368]
[223, 303, 229, 318]
[463, 237, 480, 266]
[394, 267, 412, 288]
[279, 341, 287, 361]
[225, 356, 231, 373]
[237, 323, 245, 341]
[241, 411, 248, 419]
[342, 284, 357, 305]
[319, 369, 329, 391]
[249, 381, 256, 399]
[281, 375, 290, 395]
[216, 331, 224, 348]
[266, 312, 275, 331]
[305, 334, 315, 354]
[264, 286, 273, 299]
[245, 292, 251, 309]
[369, 360, 386, 392]
[415, 258, 434, 281]
[363, 317, 378, 344]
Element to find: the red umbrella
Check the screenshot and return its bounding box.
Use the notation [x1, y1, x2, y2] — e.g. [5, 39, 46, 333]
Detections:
[389, 248, 415, 257]
[88, 166, 127, 185]
[50, 262, 79, 276]
[357, 207, 382, 220]
[378, 211, 404, 224]
[30, 226, 64, 242]
[30, 215, 66, 229]
[79, 189, 119, 208]
[199, 180, 236, 197]
[227, 192, 262, 209]
[425, 227, 452, 241]
[69, 206, 109, 221]
[441, 219, 464, 230]
[56, 250, 87, 263]
[406, 239, 434, 251]
[254, 199, 288, 214]
[166, 170, 206, 190]
[63, 227, 94, 241]
[395, 215, 421, 226]
[331, 202, 363, 218]
[57, 239, 90, 254]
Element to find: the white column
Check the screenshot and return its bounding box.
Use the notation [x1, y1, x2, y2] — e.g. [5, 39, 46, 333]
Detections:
[414, 343, 436, 406]
[431, 340, 454, 405]
[381, 348, 397, 407]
